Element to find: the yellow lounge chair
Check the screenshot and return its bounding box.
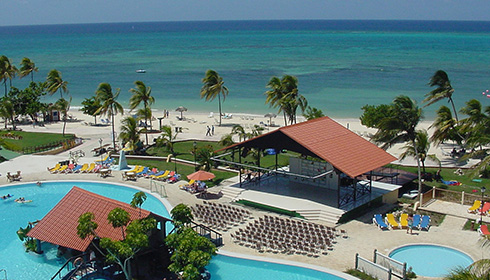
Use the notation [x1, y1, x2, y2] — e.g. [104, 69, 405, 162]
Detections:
[153, 170, 170, 180]
[85, 163, 96, 173]
[95, 153, 110, 163]
[468, 200, 482, 213]
[57, 165, 68, 173]
[399, 213, 408, 229]
[78, 163, 89, 173]
[48, 163, 61, 173]
[385, 213, 400, 229]
[127, 165, 141, 173]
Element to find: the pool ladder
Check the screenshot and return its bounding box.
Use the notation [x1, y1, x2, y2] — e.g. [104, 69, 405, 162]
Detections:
[0, 269, 8, 280]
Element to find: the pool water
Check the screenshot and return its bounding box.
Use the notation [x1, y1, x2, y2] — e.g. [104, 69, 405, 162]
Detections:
[0, 181, 351, 280]
[207, 254, 346, 280]
[389, 244, 474, 277]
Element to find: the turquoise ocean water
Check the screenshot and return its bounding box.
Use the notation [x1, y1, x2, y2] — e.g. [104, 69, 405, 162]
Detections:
[1, 20, 490, 119]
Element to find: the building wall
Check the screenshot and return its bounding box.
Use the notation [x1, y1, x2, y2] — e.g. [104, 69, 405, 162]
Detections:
[289, 157, 338, 189]
[382, 190, 399, 204]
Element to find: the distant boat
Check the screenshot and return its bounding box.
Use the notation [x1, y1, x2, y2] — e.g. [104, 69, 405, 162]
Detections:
[136, 69, 146, 73]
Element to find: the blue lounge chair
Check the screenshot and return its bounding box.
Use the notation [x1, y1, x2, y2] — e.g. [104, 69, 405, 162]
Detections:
[419, 215, 431, 231]
[412, 214, 421, 228]
[71, 164, 83, 173]
[135, 167, 149, 177]
[373, 214, 389, 230]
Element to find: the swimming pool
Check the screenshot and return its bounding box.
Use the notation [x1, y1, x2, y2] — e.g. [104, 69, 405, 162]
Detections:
[389, 244, 474, 277]
[0, 181, 353, 280]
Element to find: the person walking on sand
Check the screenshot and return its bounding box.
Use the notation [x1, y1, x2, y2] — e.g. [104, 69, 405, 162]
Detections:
[407, 213, 414, 234]
[206, 126, 211, 136]
[212, 125, 215, 135]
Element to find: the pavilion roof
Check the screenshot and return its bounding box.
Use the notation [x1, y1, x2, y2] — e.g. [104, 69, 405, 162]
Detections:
[27, 186, 162, 252]
[219, 116, 396, 178]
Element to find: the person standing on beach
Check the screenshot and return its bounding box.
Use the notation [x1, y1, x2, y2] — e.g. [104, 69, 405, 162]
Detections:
[206, 126, 211, 136]
[407, 214, 414, 234]
[212, 125, 215, 135]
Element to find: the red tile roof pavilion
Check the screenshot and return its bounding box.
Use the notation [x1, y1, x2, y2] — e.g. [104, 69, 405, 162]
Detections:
[221, 116, 396, 178]
[28, 187, 165, 252]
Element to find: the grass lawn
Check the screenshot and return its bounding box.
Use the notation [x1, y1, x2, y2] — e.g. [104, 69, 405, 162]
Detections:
[0, 131, 75, 152]
[126, 159, 237, 188]
[388, 164, 489, 193]
[147, 140, 291, 169]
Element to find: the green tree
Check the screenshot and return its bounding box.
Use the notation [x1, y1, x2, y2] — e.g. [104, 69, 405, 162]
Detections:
[130, 191, 147, 218]
[0, 97, 16, 130]
[399, 130, 440, 173]
[46, 69, 68, 98]
[445, 259, 490, 280]
[170, 203, 194, 229]
[76, 212, 98, 240]
[108, 207, 131, 239]
[231, 124, 246, 141]
[303, 106, 324, 120]
[196, 146, 215, 171]
[219, 134, 234, 147]
[10, 82, 47, 123]
[155, 125, 178, 154]
[95, 83, 124, 150]
[54, 97, 71, 136]
[19, 57, 38, 82]
[200, 69, 228, 126]
[129, 81, 154, 146]
[368, 95, 423, 205]
[459, 99, 488, 149]
[360, 104, 393, 128]
[81, 96, 102, 125]
[119, 116, 141, 154]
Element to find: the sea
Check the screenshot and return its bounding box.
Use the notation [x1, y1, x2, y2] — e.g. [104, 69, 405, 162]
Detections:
[1, 20, 490, 119]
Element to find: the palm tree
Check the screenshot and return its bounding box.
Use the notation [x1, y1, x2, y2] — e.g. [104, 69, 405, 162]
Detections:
[303, 106, 324, 120]
[445, 259, 490, 280]
[19, 57, 38, 82]
[265, 75, 307, 125]
[130, 191, 147, 218]
[0, 55, 18, 96]
[155, 125, 177, 154]
[46, 69, 68, 98]
[372, 95, 423, 205]
[0, 97, 15, 130]
[459, 99, 488, 149]
[429, 106, 460, 146]
[95, 83, 124, 150]
[54, 97, 71, 136]
[129, 81, 154, 146]
[400, 130, 440, 173]
[119, 116, 140, 153]
[200, 70, 228, 126]
[424, 70, 459, 122]
[219, 134, 234, 147]
[231, 124, 246, 141]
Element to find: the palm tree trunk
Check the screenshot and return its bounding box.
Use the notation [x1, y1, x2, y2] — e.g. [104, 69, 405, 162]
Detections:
[111, 112, 116, 150]
[30, 72, 34, 83]
[218, 93, 222, 126]
[449, 98, 459, 122]
[283, 112, 287, 126]
[62, 116, 66, 136]
[144, 104, 149, 146]
[414, 140, 423, 206]
[3, 81, 6, 96]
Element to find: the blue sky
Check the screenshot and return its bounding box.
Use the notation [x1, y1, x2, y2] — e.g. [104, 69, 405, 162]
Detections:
[2, 0, 490, 26]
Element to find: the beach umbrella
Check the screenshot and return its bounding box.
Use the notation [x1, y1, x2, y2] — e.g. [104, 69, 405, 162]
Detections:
[264, 113, 277, 126]
[175, 106, 188, 119]
[187, 170, 215, 181]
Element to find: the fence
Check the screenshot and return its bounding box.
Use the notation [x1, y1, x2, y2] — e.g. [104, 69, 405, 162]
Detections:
[149, 179, 168, 197]
[423, 186, 484, 206]
[356, 253, 392, 280]
[374, 249, 406, 279]
[19, 137, 81, 154]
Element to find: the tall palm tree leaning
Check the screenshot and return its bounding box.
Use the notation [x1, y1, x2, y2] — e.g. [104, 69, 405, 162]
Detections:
[0, 55, 18, 96]
[19, 57, 38, 83]
[200, 70, 228, 126]
[46, 69, 68, 98]
[265, 75, 307, 126]
[371, 95, 424, 206]
[424, 70, 458, 122]
[119, 116, 140, 153]
[95, 83, 124, 150]
[129, 81, 154, 146]
[54, 97, 71, 136]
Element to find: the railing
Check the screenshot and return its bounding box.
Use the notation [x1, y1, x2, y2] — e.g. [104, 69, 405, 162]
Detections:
[191, 222, 223, 246]
[356, 253, 392, 280]
[149, 179, 168, 197]
[51, 252, 89, 280]
[423, 187, 485, 206]
[18, 137, 81, 154]
[374, 249, 406, 279]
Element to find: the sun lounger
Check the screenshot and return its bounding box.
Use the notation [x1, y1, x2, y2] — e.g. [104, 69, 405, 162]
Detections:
[93, 164, 102, 173]
[77, 163, 89, 173]
[85, 163, 96, 173]
[399, 213, 408, 229]
[479, 224, 490, 236]
[385, 213, 401, 229]
[95, 153, 110, 164]
[480, 202, 490, 216]
[48, 163, 61, 173]
[412, 214, 421, 228]
[145, 168, 158, 177]
[57, 165, 68, 173]
[135, 167, 149, 177]
[419, 215, 431, 231]
[153, 170, 170, 180]
[468, 200, 482, 213]
[373, 214, 389, 230]
[148, 170, 165, 178]
[63, 163, 76, 173]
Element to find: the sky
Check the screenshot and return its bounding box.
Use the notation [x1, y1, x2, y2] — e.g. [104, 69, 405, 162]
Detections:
[2, 0, 490, 26]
